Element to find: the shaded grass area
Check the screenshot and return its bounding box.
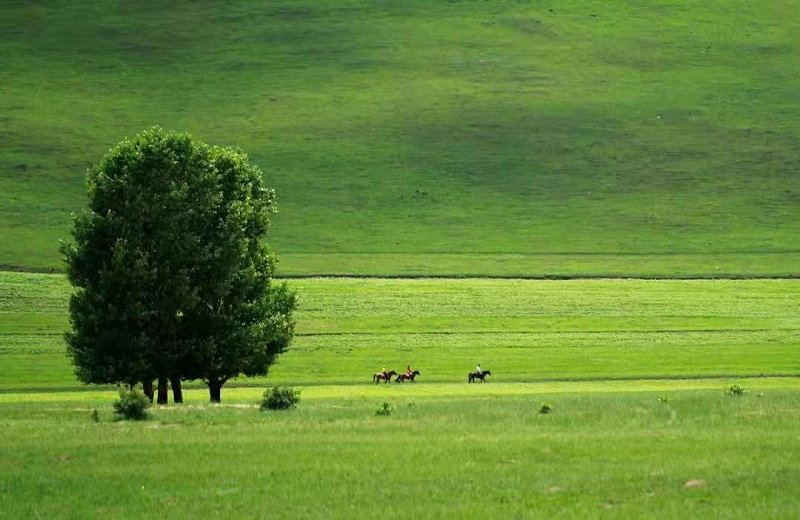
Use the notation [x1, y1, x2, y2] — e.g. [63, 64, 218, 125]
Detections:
[1, 1, 799, 275]
[1, 385, 798, 519]
[2, 272, 797, 391]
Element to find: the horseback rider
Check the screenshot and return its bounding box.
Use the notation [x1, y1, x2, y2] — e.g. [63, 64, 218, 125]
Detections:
[476, 363, 482, 376]
[405, 365, 413, 377]
[381, 365, 388, 380]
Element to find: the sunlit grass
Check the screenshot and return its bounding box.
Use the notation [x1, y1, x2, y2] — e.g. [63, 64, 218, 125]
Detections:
[2, 272, 797, 391]
[1, 384, 798, 519]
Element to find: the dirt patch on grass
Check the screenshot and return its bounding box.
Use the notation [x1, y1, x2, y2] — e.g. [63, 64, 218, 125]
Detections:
[683, 479, 706, 489]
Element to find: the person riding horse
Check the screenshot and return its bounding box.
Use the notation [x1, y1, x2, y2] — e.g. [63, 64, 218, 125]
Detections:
[396, 369, 420, 383]
[468, 368, 491, 383]
[373, 368, 396, 383]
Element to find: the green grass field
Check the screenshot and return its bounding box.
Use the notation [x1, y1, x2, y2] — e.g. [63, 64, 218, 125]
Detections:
[2, 0, 799, 275]
[1, 273, 798, 518]
[2, 272, 798, 391]
[2, 0, 800, 517]
[2, 383, 799, 519]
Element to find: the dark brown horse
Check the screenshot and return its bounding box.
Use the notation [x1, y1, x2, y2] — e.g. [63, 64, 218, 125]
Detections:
[468, 370, 491, 383]
[395, 370, 420, 383]
[373, 370, 397, 384]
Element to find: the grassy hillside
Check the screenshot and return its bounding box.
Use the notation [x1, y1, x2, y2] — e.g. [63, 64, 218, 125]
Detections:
[1, 1, 799, 275]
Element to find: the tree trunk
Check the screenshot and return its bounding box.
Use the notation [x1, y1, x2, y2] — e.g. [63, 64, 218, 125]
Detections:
[157, 377, 169, 405]
[207, 377, 226, 403]
[142, 380, 154, 403]
[170, 376, 183, 404]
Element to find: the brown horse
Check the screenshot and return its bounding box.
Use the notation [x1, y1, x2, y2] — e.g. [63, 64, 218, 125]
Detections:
[373, 370, 397, 384]
[395, 370, 420, 383]
[468, 370, 491, 383]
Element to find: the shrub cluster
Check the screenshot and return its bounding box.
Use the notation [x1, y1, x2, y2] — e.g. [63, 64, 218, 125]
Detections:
[375, 401, 394, 416]
[113, 389, 151, 421]
[538, 403, 553, 414]
[726, 384, 746, 396]
[261, 386, 301, 411]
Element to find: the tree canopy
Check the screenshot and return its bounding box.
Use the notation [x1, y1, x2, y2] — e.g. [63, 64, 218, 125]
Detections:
[62, 126, 296, 402]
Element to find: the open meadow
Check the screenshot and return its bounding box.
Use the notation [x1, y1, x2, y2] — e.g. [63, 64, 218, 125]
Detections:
[2, 383, 800, 519]
[1, 272, 799, 518]
[1, 0, 799, 517]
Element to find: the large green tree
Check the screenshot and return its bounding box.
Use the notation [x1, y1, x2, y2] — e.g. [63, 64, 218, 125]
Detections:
[62, 126, 296, 403]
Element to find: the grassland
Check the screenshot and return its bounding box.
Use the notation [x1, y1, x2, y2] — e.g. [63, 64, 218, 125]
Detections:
[2, 383, 799, 519]
[1, 272, 799, 518]
[2, 0, 799, 516]
[2, 272, 798, 390]
[2, 0, 799, 275]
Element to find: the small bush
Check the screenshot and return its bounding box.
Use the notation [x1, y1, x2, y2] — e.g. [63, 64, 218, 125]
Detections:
[539, 403, 553, 414]
[658, 396, 670, 403]
[91, 409, 101, 423]
[375, 401, 394, 416]
[726, 384, 746, 396]
[261, 386, 301, 411]
[113, 389, 151, 421]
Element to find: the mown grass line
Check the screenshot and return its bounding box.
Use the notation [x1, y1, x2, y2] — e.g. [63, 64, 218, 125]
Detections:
[298, 327, 797, 336]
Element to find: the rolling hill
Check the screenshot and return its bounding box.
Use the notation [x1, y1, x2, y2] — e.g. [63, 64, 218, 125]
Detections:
[1, 0, 798, 276]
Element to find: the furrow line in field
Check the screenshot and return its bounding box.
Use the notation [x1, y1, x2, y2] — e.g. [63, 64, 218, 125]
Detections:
[296, 327, 799, 336]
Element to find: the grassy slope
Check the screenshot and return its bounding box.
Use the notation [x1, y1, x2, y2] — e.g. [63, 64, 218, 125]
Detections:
[2, 272, 797, 391]
[1, 0, 799, 275]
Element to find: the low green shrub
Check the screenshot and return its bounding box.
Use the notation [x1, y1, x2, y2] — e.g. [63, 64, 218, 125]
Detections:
[91, 409, 100, 423]
[113, 389, 151, 421]
[726, 384, 746, 396]
[539, 403, 553, 414]
[261, 386, 301, 411]
[375, 401, 394, 416]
